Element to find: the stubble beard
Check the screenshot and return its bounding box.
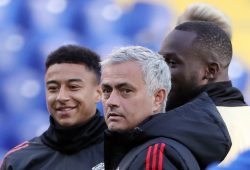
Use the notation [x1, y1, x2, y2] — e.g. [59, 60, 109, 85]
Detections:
[165, 79, 202, 111]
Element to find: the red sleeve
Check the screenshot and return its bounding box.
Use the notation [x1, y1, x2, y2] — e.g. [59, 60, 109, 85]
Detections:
[128, 142, 189, 170]
[145, 143, 166, 170]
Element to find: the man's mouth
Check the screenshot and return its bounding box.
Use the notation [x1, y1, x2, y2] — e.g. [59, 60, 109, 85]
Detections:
[107, 112, 123, 119]
[57, 107, 73, 111]
[55, 106, 76, 115]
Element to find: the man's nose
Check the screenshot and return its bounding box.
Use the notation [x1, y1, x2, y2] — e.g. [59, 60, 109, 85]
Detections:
[106, 91, 120, 108]
[56, 87, 70, 102]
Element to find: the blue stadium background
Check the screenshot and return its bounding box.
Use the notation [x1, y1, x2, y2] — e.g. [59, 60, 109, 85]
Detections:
[0, 0, 249, 158]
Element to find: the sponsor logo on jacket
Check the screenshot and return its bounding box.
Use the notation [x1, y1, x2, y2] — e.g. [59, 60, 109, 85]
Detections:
[92, 162, 104, 170]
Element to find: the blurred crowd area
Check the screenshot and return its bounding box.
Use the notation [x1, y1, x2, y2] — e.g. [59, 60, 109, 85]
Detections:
[0, 0, 249, 158]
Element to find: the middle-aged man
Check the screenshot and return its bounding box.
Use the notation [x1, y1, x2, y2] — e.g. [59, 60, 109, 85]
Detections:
[1, 45, 106, 170]
[159, 21, 250, 164]
[101, 46, 231, 170]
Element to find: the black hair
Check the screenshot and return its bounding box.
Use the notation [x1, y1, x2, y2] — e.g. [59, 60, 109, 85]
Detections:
[45, 44, 101, 83]
[175, 21, 232, 68]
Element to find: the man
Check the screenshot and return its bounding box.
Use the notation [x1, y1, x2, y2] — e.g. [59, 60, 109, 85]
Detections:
[177, 5, 250, 164]
[159, 21, 250, 164]
[101, 46, 231, 170]
[1, 45, 106, 170]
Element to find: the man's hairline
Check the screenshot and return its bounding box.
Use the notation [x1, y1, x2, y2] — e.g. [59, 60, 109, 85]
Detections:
[45, 62, 100, 84]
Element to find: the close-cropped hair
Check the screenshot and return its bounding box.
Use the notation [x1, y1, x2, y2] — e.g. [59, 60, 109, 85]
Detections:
[101, 46, 171, 111]
[45, 44, 101, 83]
[175, 21, 232, 68]
[177, 2, 232, 39]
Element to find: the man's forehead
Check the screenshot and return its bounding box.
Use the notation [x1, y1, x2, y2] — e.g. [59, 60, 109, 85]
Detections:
[101, 62, 144, 87]
[160, 29, 197, 54]
[102, 62, 141, 77]
[167, 30, 197, 43]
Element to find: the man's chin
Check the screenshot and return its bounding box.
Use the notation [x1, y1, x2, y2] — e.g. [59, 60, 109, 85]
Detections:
[166, 87, 201, 111]
[56, 118, 76, 127]
[108, 124, 126, 132]
[166, 90, 191, 111]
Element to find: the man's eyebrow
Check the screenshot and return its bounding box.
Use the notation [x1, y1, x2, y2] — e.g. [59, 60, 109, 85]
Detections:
[46, 80, 58, 85]
[101, 82, 134, 89]
[161, 53, 179, 60]
[68, 79, 83, 83]
[161, 52, 176, 57]
[101, 83, 111, 88]
[46, 79, 83, 85]
[115, 83, 135, 90]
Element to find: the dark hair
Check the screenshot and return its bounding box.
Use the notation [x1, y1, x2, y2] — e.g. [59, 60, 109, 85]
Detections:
[45, 44, 101, 83]
[175, 21, 232, 68]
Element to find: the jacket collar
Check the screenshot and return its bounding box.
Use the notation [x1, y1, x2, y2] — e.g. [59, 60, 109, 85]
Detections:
[200, 81, 247, 106]
[41, 110, 106, 154]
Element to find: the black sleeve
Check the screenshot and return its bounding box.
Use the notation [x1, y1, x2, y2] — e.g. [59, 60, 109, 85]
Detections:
[128, 142, 190, 170]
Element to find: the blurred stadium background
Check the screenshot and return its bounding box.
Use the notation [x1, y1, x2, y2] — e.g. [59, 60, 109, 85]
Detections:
[0, 0, 249, 158]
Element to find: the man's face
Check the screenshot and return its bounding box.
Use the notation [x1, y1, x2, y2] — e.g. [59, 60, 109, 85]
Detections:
[159, 30, 206, 109]
[101, 61, 157, 131]
[45, 63, 101, 127]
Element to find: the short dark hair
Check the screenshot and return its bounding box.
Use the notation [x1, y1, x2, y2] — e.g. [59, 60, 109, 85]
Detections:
[175, 21, 232, 68]
[45, 44, 101, 83]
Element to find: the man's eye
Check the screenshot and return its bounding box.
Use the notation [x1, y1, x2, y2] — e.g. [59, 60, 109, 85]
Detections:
[70, 85, 80, 90]
[166, 59, 177, 67]
[102, 88, 112, 99]
[47, 86, 58, 92]
[102, 88, 112, 94]
[121, 88, 132, 95]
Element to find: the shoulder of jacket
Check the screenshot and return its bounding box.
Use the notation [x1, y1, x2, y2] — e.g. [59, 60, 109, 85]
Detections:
[126, 139, 185, 167]
[140, 138, 199, 169]
[3, 141, 30, 159]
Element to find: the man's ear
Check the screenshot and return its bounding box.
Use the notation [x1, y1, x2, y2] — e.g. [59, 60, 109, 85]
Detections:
[95, 85, 102, 103]
[153, 89, 167, 113]
[204, 62, 219, 80]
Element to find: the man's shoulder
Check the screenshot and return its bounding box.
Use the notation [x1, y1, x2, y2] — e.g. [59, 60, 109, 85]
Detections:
[1, 141, 30, 169]
[119, 137, 199, 170]
[3, 137, 46, 160]
[138, 137, 197, 158]
[3, 141, 30, 159]
[0, 136, 68, 170]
